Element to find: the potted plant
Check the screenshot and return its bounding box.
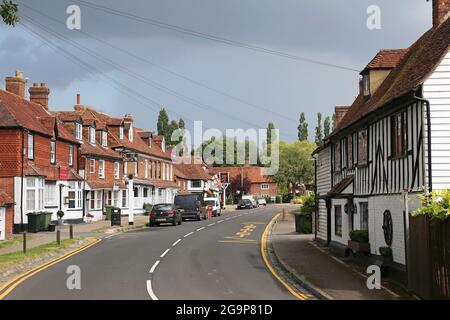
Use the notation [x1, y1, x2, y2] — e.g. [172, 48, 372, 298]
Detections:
[57, 210, 65, 225]
[379, 246, 393, 263]
[348, 230, 370, 254]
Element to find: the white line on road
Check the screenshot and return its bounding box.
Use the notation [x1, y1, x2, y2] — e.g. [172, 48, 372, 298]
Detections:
[208, 223, 216, 227]
[160, 249, 170, 258]
[146, 280, 158, 300]
[225, 218, 231, 221]
[105, 233, 120, 239]
[197, 227, 205, 231]
[217, 220, 224, 223]
[149, 260, 160, 273]
[184, 232, 194, 238]
[172, 239, 182, 247]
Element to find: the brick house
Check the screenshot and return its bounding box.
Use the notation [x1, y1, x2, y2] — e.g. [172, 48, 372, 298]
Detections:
[209, 165, 278, 200]
[0, 191, 14, 240]
[0, 71, 82, 233]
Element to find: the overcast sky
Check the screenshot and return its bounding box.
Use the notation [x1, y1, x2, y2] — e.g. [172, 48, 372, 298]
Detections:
[0, 0, 432, 143]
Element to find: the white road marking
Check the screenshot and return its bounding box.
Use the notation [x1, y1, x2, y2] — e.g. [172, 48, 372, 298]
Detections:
[172, 239, 181, 247]
[208, 223, 216, 227]
[105, 233, 119, 239]
[149, 260, 160, 273]
[217, 220, 224, 223]
[184, 232, 194, 237]
[160, 249, 170, 258]
[225, 218, 231, 220]
[146, 280, 158, 300]
[197, 227, 205, 231]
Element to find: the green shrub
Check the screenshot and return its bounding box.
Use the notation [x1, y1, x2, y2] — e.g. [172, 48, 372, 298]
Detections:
[275, 195, 282, 204]
[300, 194, 315, 214]
[57, 210, 64, 219]
[379, 246, 392, 256]
[411, 190, 450, 220]
[264, 196, 272, 204]
[292, 196, 303, 205]
[349, 230, 369, 243]
[226, 195, 233, 205]
[143, 203, 153, 216]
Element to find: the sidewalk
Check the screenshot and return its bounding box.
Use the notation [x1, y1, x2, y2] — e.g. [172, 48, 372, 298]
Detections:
[269, 213, 400, 300]
[0, 215, 149, 256]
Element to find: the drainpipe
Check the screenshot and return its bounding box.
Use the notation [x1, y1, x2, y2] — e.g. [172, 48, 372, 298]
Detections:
[413, 91, 432, 192]
[20, 129, 25, 232]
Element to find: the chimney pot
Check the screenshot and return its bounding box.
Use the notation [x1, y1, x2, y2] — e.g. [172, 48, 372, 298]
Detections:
[76, 93, 81, 105]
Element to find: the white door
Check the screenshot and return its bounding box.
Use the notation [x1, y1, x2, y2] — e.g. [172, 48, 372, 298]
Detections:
[0, 208, 5, 241]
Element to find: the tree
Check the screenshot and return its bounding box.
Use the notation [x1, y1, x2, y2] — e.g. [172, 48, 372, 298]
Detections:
[157, 108, 169, 142]
[266, 122, 276, 146]
[178, 118, 185, 129]
[272, 141, 316, 195]
[228, 173, 251, 197]
[332, 113, 337, 130]
[1, 1, 19, 26]
[167, 120, 179, 145]
[324, 116, 331, 137]
[297, 112, 308, 141]
[314, 112, 323, 146]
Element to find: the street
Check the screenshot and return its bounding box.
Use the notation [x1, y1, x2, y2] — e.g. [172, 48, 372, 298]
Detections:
[4, 206, 296, 300]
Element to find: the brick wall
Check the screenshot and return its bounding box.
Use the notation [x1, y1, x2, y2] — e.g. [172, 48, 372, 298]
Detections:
[85, 156, 122, 186]
[4, 206, 13, 238]
[0, 129, 22, 177]
[0, 177, 15, 238]
[249, 182, 277, 197]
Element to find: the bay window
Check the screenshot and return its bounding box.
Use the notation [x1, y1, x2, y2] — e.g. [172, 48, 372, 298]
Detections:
[122, 190, 127, 207]
[68, 181, 82, 209]
[44, 181, 57, 207]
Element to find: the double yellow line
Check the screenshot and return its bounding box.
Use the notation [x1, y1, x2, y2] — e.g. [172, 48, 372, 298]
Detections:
[260, 213, 308, 300]
[0, 237, 101, 300]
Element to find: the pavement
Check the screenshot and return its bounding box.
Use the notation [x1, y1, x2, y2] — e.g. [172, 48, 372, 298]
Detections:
[0, 215, 149, 256]
[268, 212, 400, 300]
[2, 205, 298, 300]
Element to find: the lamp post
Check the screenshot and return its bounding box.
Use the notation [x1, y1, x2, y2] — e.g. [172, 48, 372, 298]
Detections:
[127, 174, 134, 225]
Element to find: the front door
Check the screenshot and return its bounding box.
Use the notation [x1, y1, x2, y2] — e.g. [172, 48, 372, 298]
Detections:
[0, 208, 6, 241]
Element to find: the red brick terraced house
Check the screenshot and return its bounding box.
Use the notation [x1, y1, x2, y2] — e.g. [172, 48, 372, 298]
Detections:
[0, 191, 14, 240]
[0, 72, 83, 234]
[55, 102, 179, 217]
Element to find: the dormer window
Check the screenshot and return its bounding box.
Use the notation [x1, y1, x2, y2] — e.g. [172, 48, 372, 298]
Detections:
[89, 126, 96, 145]
[119, 126, 124, 140]
[75, 122, 82, 141]
[128, 124, 133, 142]
[101, 130, 108, 147]
[362, 73, 370, 97]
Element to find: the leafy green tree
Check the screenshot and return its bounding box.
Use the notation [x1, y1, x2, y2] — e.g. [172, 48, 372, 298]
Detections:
[314, 112, 323, 146]
[1, 1, 19, 26]
[324, 116, 331, 137]
[332, 113, 336, 130]
[178, 118, 185, 129]
[297, 112, 308, 141]
[167, 120, 179, 145]
[272, 141, 316, 194]
[266, 122, 276, 146]
[157, 108, 169, 142]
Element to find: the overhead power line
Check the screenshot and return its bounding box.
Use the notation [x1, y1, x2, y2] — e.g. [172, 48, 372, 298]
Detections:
[20, 1, 299, 124]
[71, 0, 360, 73]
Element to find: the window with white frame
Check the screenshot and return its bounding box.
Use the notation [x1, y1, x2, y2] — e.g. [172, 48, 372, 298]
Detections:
[191, 180, 202, 188]
[69, 145, 74, 166]
[261, 183, 270, 190]
[68, 181, 82, 209]
[96, 190, 102, 209]
[144, 160, 148, 178]
[27, 133, 34, 159]
[106, 191, 112, 206]
[101, 130, 108, 147]
[134, 161, 138, 177]
[123, 161, 128, 175]
[89, 159, 95, 173]
[44, 181, 57, 207]
[50, 140, 56, 164]
[89, 191, 96, 210]
[114, 162, 120, 179]
[89, 126, 96, 144]
[113, 191, 119, 207]
[360, 202, 369, 230]
[122, 190, 127, 207]
[98, 160, 105, 178]
[26, 177, 44, 212]
[75, 122, 82, 140]
[119, 126, 124, 140]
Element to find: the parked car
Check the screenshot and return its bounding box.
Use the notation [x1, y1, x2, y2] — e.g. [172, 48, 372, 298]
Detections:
[204, 197, 221, 217]
[242, 195, 258, 208]
[257, 198, 267, 206]
[237, 199, 253, 210]
[283, 193, 294, 203]
[149, 204, 182, 226]
[174, 194, 205, 221]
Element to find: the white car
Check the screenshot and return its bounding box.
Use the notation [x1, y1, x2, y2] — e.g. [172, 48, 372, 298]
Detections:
[204, 197, 221, 216]
[242, 195, 258, 208]
[257, 198, 267, 206]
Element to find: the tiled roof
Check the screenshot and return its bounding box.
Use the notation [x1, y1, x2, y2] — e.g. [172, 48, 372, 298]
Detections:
[362, 49, 409, 72]
[0, 191, 14, 206]
[208, 166, 275, 184]
[87, 181, 125, 190]
[175, 160, 212, 181]
[333, 17, 450, 135]
[0, 89, 78, 143]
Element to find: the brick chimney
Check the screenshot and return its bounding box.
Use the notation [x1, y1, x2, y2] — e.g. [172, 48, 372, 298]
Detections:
[29, 83, 50, 109]
[335, 106, 350, 127]
[5, 70, 26, 98]
[432, 0, 450, 28]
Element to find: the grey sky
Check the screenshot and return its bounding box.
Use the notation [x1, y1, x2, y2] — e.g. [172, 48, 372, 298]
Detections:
[0, 0, 432, 142]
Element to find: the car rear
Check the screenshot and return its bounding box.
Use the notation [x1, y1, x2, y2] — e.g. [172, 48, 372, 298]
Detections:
[149, 204, 180, 226]
[175, 194, 203, 221]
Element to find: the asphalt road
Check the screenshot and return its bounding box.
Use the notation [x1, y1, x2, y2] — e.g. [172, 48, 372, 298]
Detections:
[5, 205, 295, 300]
